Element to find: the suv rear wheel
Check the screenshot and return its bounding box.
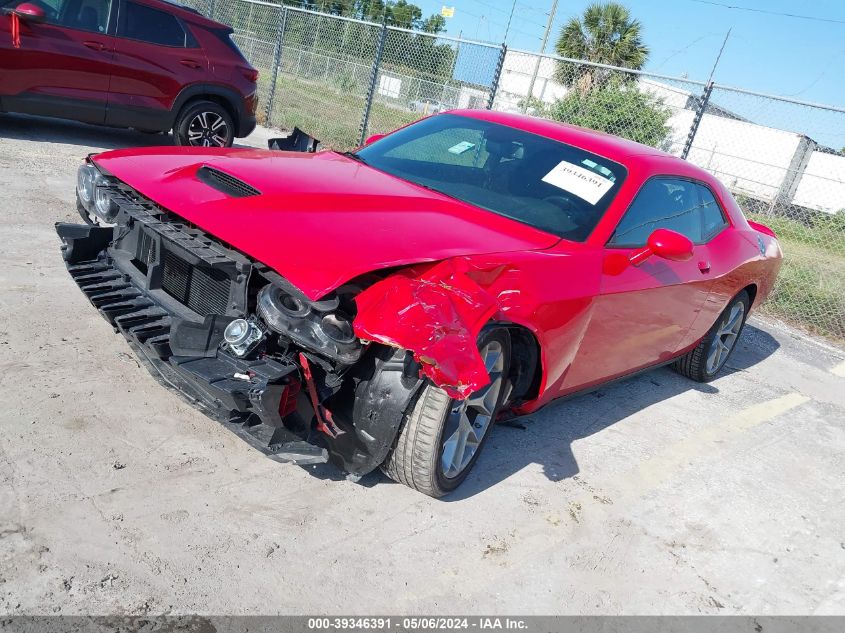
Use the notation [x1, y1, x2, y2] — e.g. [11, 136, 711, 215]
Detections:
[173, 100, 234, 148]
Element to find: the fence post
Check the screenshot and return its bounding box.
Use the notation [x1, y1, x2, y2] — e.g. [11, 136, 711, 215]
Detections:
[207, 0, 215, 19]
[486, 44, 507, 110]
[681, 80, 713, 160]
[358, 21, 388, 146]
[263, 5, 287, 127]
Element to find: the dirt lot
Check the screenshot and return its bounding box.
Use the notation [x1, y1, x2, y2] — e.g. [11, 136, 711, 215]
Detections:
[1, 114, 844, 616]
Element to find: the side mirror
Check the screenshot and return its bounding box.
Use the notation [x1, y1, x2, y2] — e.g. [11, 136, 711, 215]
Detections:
[364, 133, 385, 145]
[12, 2, 46, 22]
[629, 228, 694, 266]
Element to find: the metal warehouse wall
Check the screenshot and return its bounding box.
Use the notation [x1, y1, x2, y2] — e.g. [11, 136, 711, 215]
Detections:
[793, 152, 845, 214]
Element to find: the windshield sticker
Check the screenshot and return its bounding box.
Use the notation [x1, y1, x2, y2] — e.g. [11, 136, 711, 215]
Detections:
[448, 141, 476, 155]
[542, 160, 615, 204]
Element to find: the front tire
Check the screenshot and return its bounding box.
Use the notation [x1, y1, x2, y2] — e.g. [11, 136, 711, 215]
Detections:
[173, 100, 234, 148]
[673, 290, 750, 382]
[381, 328, 511, 497]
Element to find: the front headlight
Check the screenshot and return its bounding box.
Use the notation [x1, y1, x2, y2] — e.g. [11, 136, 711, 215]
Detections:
[93, 181, 118, 223]
[76, 164, 97, 207]
[78, 163, 119, 224]
[257, 284, 362, 364]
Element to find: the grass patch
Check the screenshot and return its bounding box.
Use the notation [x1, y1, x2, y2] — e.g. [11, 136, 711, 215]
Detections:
[260, 72, 421, 150]
[749, 212, 845, 257]
[749, 212, 845, 341]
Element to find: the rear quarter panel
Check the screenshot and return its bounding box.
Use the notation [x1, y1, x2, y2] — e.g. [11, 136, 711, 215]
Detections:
[709, 176, 783, 310]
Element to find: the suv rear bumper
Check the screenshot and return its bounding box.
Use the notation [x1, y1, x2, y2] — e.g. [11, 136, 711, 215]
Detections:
[235, 91, 257, 137]
[237, 112, 256, 137]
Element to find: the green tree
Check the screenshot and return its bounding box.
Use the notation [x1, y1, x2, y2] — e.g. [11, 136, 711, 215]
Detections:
[421, 14, 446, 34]
[548, 80, 671, 147]
[554, 2, 648, 93]
[390, 0, 422, 28]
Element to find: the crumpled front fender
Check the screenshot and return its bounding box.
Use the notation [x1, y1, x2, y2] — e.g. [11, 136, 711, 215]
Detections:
[353, 258, 500, 399]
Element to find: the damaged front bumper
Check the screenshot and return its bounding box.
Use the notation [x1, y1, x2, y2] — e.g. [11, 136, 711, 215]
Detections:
[57, 222, 328, 466]
[56, 202, 424, 478]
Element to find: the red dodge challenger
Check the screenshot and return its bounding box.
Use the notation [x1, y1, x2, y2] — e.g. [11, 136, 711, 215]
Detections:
[57, 110, 782, 497]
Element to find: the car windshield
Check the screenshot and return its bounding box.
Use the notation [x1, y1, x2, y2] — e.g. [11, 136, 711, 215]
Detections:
[355, 114, 627, 241]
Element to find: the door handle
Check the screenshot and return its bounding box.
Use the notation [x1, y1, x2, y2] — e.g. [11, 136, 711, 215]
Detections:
[698, 260, 711, 274]
[83, 40, 105, 51]
[180, 59, 202, 69]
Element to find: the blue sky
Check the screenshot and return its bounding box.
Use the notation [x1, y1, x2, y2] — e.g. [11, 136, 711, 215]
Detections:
[418, 0, 844, 131]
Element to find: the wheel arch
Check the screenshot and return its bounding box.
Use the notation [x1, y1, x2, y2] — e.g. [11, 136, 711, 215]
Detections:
[170, 84, 241, 130]
[493, 321, 543, 407]
[741, 282, 758, 309]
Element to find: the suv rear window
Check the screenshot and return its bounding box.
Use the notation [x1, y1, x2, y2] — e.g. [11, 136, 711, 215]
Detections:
[119, 1, 187, 46]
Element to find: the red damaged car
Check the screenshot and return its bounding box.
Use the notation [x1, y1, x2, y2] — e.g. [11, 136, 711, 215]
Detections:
[56, 110, 782, 497]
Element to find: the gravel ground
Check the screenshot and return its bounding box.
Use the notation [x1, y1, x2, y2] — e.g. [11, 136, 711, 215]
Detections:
[0, 114, 843, 616]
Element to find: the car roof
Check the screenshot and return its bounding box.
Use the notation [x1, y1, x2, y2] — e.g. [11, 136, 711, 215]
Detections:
[449, 108, 697, 169]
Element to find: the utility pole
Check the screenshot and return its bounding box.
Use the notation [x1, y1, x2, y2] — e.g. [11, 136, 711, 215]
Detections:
[503, 0, 517, 43]
[707, 28, 731, 84]
[522, 0, 558, 113]
[680, 29, 730, 160]
[451, 29, 462, 78]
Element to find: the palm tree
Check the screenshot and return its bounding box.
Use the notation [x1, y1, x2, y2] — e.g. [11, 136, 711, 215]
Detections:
[554, 2, 649, 94]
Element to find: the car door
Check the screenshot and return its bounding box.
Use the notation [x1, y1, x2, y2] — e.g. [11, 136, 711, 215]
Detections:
[675, 181, 734, 347]
[563, 177, 719, 391]
[0, 0, 116, 123]
[105, 0, 207, 130]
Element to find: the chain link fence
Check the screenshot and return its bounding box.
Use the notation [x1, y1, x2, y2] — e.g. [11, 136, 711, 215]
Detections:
[499, 50, 845, 340]
[693, 86, 845, 340]
[183, 0, 844, 342]
[181, 0, 503, 148]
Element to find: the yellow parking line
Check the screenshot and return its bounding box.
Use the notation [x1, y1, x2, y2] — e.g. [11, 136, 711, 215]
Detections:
[413, 392, 812, 600]
[612, 392, 810, 503]
[831, 361, 845, 378]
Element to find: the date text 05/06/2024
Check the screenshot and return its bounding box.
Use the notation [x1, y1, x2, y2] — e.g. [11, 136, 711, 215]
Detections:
[306, 617, 529, 630]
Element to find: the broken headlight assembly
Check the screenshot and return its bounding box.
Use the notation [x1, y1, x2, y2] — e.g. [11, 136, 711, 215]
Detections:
[76, 163, 119, 224]
[257, 284, 362, 364]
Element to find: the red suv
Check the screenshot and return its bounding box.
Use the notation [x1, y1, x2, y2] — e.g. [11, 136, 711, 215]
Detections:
[0, 0, 257, 146]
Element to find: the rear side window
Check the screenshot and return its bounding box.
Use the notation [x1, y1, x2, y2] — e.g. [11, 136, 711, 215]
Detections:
[215, 29, 248, 61]
[609, 177, 728, 247]
[610, 178, 704, 246]
[119, 1, 187, 46]
[697, 184, 729, 241]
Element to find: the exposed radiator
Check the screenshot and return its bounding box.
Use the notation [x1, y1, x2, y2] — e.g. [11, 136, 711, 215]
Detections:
[161, 248, 231, 316]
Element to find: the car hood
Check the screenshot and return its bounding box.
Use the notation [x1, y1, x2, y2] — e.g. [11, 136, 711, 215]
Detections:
[93, 147, 558, 299]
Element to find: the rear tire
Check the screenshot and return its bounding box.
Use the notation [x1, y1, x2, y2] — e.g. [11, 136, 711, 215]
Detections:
[173, 100, 234, 148]
[381, 328, 511, 497]
[673, 290, 750, 382]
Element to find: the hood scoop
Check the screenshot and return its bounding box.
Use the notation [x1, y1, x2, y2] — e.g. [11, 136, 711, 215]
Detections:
[196, 166, 261, 198]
